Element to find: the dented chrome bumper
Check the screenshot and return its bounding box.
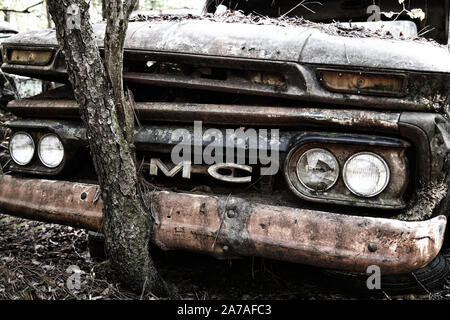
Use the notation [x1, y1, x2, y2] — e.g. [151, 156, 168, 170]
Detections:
[0, 175, 446, 275]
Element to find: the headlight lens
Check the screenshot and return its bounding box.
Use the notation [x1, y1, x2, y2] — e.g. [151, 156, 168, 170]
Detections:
[9, 132, 35, 166]
[38, 134, 64, 168]
[343, 152, 390, 197]
[296, 148, 339, 191]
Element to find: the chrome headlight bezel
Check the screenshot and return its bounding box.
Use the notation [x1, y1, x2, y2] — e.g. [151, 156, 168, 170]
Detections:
[283, 133, 409, 210]
[9, 131, 35, 166]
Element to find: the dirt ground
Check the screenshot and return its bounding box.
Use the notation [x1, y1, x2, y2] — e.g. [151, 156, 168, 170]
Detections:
[0, 213, 449, 300]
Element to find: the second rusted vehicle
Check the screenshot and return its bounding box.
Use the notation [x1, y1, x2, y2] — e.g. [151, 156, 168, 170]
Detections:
[0, 0, 449, 292]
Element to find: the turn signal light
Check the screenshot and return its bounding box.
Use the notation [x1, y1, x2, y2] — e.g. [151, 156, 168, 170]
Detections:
[318, 69, 406, 97]
[6, 48, 54, 66]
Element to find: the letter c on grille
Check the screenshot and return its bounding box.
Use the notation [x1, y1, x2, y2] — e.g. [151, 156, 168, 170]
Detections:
[208, 163, 252, 183]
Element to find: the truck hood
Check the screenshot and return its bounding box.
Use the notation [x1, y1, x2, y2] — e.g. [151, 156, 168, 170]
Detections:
[3, 19, 450, 74]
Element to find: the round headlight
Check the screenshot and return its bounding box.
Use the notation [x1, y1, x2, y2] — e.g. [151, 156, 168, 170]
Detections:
[343, 152, 390, 197]
[297, 148, 339, 192]
[38, 134, 64, 168]
[9, 132, 35, 166]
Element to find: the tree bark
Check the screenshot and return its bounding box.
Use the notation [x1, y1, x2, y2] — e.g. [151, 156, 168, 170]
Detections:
[45, 0, 53, 28]
[101, 0, 107, 20]
[46, 0, 168, 296]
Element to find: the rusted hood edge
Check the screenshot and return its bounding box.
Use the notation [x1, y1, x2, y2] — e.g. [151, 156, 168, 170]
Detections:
[2, 20, 450, 73]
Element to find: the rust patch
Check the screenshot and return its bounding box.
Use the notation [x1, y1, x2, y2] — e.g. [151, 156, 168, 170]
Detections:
[152, 191, 446, 275]
[0, 175, 446, 275]
[0, 175, 102, 231]
[396, 179, 449, 221]
[7, 100, 401, 132]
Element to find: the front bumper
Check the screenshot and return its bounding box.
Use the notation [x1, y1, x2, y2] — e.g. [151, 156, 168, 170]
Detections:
[0, 175, 446, 275]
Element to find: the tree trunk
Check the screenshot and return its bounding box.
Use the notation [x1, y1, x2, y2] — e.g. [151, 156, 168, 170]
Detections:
[46, 0, 168, 296]
[45, 0, 53, 28]
[101, 0, 107, 20]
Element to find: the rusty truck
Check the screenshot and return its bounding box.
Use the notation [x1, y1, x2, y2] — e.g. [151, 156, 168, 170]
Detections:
[0, 0, 449, 293]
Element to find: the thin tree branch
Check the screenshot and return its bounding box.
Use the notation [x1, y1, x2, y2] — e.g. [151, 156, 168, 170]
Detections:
[0, 1, 43, 14]
[124, 0, 138, 18]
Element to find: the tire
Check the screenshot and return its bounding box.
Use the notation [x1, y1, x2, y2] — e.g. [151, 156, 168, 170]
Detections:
[87, 231, 107, 260]
[445, 225, 450, 247]
[433, 174, 450, 247]
[323, 254, 449, 295]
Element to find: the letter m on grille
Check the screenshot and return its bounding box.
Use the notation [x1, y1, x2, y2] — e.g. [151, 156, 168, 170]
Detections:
[149, 158, 191, 179]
